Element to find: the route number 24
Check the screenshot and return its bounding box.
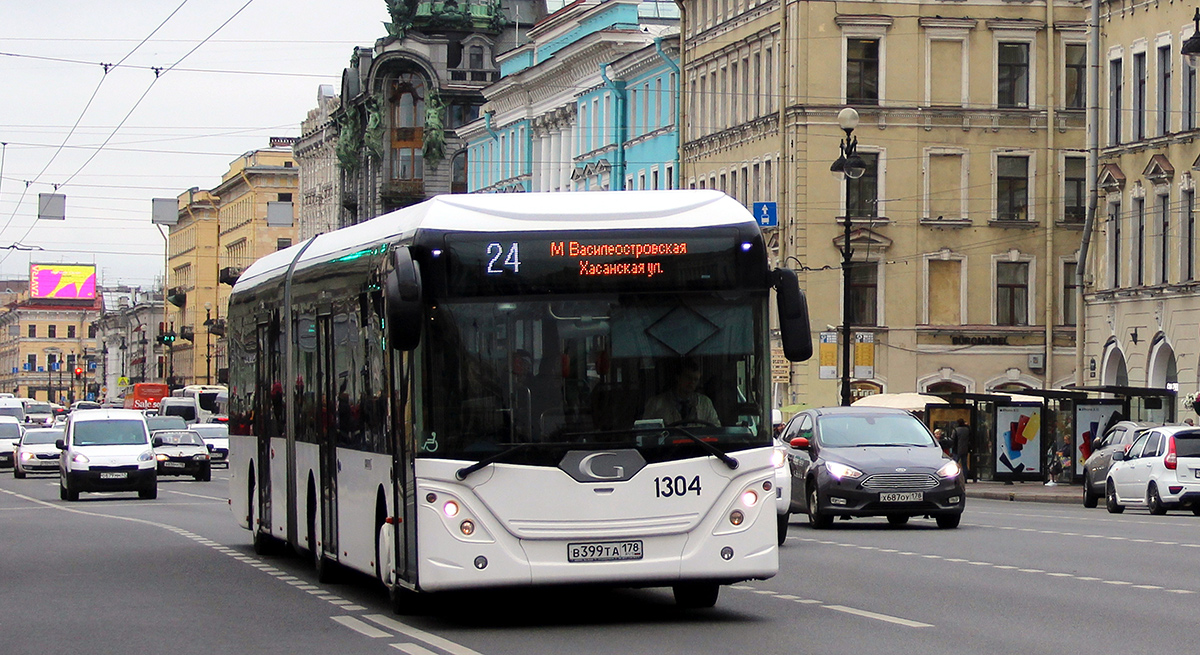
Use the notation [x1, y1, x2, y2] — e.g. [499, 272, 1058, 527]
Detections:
[654, 475, 701, 498]
[486, 242, 521, 274]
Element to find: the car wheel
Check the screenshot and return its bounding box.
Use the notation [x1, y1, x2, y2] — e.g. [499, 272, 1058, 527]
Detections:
[673, 582, 720, 609]
[777, 513, 789, 545]
[64, 477, 79, 502]
[59, 477, 68, 500]
[807, 485, 832, 529]
[1192, 505, 1200, 517]
[936, 513, 961, 529]
[139, 483, 157, 500]
[13, 466, 25, 479]
[1105, 480, 1124, 514]
[1082, 472, 1098, 508]
[887, 514, 909, 526]
[1147, 484, 1167, 516]
[196, 466, 211, 482]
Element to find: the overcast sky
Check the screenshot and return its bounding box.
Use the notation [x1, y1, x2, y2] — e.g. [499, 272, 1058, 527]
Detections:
[0, 0, 389, 289]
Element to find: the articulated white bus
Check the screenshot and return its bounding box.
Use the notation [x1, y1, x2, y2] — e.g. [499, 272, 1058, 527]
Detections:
[227, 191, 812, 610]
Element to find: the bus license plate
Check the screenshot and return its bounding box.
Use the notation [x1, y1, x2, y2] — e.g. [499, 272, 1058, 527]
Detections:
[880, 492, 922, 502]
[568, 540, 643, 563]
[99, 472, 128, 479]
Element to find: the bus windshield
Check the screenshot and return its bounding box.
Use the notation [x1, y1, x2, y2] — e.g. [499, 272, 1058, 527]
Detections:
[417, 293, 769, 465]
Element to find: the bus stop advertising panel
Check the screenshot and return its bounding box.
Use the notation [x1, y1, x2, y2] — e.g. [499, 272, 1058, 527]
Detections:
[995, 403, 1042, 481]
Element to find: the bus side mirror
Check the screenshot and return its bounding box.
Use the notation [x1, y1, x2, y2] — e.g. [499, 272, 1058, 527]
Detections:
[773, 268, 813, 362]
[385, 247, 423, 351]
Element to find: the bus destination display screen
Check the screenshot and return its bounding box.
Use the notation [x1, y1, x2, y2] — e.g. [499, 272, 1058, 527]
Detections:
[441, 229, 753, 296]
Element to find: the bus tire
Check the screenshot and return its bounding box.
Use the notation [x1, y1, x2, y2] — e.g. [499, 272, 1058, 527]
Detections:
[673, 582, 720, 609]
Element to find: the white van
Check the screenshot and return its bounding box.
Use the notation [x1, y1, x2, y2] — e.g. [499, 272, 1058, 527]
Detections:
[0, 398, 26, 423]
[57, 409, 157, 500]
[158, 396, 202, 425]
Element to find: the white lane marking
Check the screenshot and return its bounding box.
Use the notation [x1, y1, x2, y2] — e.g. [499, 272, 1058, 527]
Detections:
[331, 616, 390, 638]
[824, 605, 932, 628]
[391, 644, 439, 655]
[364, 614, 485, 655]
[342, 605, 366, 611]
[162, 489, 227, 501]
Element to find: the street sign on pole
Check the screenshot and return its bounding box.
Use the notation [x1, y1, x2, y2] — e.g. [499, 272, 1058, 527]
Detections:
[752, 202, 777, 228]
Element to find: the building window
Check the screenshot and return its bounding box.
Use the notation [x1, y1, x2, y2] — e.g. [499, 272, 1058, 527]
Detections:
[28, 325, 35, 338]
[996, 155, 1029, 221]
[389, 72, 426, 182]
[847, 262, 878, 326]
[277, 238, 292, 251]
[998, 43, 1030, 108]
[1158, 45, 1172, 136]
[1064, 157, 1086, 222]
[996, 261, 1029, 326]
[1186, 59, 1197, 131]
[47, 325, 56, 339]
[1110, 200, 1123, 288]
[1186, 190, 1196, 281]
[278, 192, 293, 203]
[846, 152, 879, 218]
[451, 151, 468, 194]
[1110, 59, 1124, 144]
[846, 39, 880, 105]
[1065, 44, 1086, 109]
[1134, 52, 1146, 141]
[1063, 262, 1078, 326]
[67, 325, 76, 339]
[27, 354, 36, 370]
[1159, 194, 1170, 284]
[1134, 197, 1145, 286]
[88, 324, 96, 339]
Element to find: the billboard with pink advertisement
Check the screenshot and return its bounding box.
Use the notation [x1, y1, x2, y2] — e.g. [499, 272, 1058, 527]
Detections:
[995, 404, 1042, 479]
[30, 264, 96, 300]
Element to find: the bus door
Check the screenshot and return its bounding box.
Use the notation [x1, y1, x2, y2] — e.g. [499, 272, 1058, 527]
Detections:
[389, 345, 414, 583]
[316, 313, 338, 559]
[254, 318, 274, 535]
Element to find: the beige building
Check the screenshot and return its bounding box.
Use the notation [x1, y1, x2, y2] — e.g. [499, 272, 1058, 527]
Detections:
[164, 146, 298, 387]
[1083, 1, 1200, 419]
[296, 84, 342, 241]
[0, 287, 99, 403]
[679, 0, 1088, 409]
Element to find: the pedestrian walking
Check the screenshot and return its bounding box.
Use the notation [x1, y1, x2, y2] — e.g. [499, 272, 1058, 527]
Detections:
[952, 418, 973, 481]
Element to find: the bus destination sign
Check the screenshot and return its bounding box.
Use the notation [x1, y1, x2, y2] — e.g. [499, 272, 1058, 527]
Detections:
[442, 229, 751, 296]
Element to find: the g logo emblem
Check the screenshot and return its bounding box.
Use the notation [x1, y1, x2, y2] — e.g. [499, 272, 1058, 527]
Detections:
[559, 449, 646, 483]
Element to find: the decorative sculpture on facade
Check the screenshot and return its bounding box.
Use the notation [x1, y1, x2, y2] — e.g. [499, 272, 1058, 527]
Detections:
[364, 92, 388, 162]
[423, 89, 446, 165]
[336, 108, 363, 172]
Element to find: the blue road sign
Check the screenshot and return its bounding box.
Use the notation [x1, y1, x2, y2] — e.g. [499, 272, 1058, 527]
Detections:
[752, 202, 777, 228]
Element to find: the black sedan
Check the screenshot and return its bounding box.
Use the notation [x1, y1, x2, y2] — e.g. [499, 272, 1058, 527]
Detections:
[781, 406, 965, 529]
[151, 429, 212, 481]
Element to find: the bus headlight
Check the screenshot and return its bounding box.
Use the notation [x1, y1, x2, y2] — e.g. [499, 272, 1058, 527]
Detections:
[443, 500, 460, 518]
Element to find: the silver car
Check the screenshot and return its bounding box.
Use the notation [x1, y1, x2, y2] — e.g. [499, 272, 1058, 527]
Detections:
[1082, 421, 1156, 508]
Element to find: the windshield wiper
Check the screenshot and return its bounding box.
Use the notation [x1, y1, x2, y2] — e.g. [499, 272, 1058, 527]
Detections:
[663, 427, 739, 470]
[455, 443, 531, 481]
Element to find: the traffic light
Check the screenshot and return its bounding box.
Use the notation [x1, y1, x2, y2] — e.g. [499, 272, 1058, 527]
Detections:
[74, 367, 83, 380]
[162, 331, 175, 345]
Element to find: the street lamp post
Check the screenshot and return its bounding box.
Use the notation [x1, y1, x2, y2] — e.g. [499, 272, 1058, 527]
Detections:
[204, 302, 213, 386]
[830, 107, 868, 407]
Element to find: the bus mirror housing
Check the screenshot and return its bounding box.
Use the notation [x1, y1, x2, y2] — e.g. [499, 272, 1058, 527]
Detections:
[773, 268, 813, 362]
[385, 247, 423, 351]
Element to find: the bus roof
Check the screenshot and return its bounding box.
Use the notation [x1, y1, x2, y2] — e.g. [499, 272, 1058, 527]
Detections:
[234, 190, 757, 293]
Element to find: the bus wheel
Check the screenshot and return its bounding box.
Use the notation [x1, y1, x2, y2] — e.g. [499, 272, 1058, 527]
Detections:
[673, 582, 720, 609]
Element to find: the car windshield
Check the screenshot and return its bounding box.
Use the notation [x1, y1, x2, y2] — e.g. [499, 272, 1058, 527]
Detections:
[22, 429, 62, 445]
[154, 430, 203, 446]
[817, 414, 937, 448]
[0, 407, 24, 419]
[25, 403, 52, 414]
[0, 423, 21, 438]
[72, 420, 148, 446]
[163, 405, 197, 421]
[191, 425, 228, 439]
[147, 416, 188, 431]
[1175, 432, 1200, 458]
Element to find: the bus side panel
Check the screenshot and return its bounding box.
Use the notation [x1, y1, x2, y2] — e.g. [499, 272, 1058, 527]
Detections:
[333, 449, 393, 575]
[295, 441, 320, 552]
[228, 435, 255, 530]
[412, 450, 778, 592]
[270, 436, 290, 541]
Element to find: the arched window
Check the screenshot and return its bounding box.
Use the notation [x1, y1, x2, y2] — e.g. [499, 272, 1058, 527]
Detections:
[451, 151, 468, 194]
[389, 72, 426, 182]
[925, 381, 966, 396]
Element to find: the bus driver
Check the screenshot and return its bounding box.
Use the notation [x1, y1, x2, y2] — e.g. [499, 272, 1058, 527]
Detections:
[642, 359, 720, 426]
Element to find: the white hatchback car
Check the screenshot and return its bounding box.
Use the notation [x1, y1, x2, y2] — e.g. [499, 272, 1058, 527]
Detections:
[57, 409, 158, 501]
[0, 416, 23, 469]
[1106, 426, 1200, 515]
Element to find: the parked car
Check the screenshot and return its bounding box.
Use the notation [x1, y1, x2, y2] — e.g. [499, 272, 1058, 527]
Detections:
[782, 406, 965, 529]
[57, 408, 157, 501]
[0, 416, 23, 468]
[189, 423, 229, 467]
[14, 427, 63, 477]
[151, 429, 211, 481]
[1105, 426, 1200, 515]
[1082, 420, 1156, 508]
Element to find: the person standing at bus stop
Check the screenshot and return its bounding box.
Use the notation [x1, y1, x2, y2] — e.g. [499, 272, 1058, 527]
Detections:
[952, 418, 974, 482]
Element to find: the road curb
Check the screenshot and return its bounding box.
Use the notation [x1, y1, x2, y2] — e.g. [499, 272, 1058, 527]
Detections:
[967, 488, 1079, 505]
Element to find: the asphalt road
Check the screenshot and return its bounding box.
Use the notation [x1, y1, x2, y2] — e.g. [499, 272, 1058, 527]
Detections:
[2, 469, 1196, 655]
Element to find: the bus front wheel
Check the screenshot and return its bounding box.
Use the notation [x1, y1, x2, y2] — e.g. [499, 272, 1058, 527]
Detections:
[673, 582, 720, 609]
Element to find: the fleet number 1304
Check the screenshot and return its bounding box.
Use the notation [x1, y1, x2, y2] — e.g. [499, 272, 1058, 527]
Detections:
[654, 475, 701, 498]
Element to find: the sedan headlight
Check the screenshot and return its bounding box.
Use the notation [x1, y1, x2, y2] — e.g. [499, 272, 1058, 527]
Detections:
[20, 451, 34, 461]
[825, 461, 863, 480]
[140, 450, 156, 462]
[71, 452, 90, 464]
[937, 460, 962, 479]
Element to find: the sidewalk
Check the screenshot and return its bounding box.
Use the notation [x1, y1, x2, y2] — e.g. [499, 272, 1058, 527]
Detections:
[965, 479, 1080, 505]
